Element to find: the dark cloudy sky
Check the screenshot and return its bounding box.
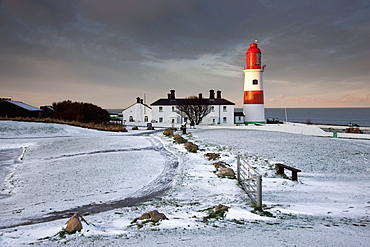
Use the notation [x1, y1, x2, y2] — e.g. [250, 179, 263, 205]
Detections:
[1, 0, 370, 109]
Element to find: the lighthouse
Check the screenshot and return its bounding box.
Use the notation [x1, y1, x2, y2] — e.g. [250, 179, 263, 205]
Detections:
[243, 42, 265, 125]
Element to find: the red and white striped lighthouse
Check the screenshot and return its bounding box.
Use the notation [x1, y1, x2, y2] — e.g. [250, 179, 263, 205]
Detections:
[243, 42, 265, 124]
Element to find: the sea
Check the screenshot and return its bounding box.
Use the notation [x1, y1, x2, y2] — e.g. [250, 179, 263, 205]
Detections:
[265, 108, 370, 127]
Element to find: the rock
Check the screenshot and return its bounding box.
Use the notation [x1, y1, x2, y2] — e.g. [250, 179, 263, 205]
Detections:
[184, 142, 198, 152]
[204, 153, 220, 160]
[212, 161, 227, 170]
[138, 213, 151, 220]
[173, 134, 187, 144]
[214, 204, 230, 213]
[163, 128, 174, 137]
[149, 210, 168, 222]
[64, 214, 83, 233]
[132, 126, 139, 130]
[216, 168, 235, 178]
[134, 210, 168, 223]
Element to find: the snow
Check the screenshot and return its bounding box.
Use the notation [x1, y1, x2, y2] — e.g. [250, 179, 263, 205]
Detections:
[0, 120, 369, 246]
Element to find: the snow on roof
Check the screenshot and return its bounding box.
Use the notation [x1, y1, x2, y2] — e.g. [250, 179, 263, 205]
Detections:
[7, 100, 42, 111]
[151, 98, 235, 106]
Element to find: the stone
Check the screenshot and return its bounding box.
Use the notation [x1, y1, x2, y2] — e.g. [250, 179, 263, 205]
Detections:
[184, 142, 198, 152]
[134, 210, 168, 223]
[64, 214, 83, 233]
[214, 204, 230, 213]
[149, 210, 168, 222]
[212, 162, 227, 170]
[204, 153, 220, 160]
[138, 213, 151, 220]
[173, 134, 187, 144]
[163, 128, 174, 137]
[216, 168, 235, 177]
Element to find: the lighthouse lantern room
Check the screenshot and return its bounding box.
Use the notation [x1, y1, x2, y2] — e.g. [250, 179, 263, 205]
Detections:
[243, 42, 265, 125]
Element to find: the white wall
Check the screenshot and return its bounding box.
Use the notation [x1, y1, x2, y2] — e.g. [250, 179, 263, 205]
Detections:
[152, 106, 182, 124]
[122, 103, 152, 123]
[151, 105, 235, 125]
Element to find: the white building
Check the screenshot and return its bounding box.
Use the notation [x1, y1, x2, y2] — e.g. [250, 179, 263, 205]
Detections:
[150, 90, 235, 125]
[122, 97, 152, 123]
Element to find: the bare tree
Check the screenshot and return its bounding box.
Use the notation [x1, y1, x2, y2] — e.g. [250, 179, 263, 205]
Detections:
[176, 96, 211, 125]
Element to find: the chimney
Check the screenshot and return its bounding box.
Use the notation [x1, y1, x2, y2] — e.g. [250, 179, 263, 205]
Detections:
[140, 99, 143, 104]
[168, 93, 171, 99]
[216, 90, 222, 99]
[209, 89, 215, 100]
[198, 93, 203, 99]
[170, 90, 176, 100]
[136, 97, 141, 103]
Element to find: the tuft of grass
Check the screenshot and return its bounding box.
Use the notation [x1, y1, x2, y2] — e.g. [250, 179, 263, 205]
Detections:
[252, 207, 275, 218]
[200, 206, 229, 223]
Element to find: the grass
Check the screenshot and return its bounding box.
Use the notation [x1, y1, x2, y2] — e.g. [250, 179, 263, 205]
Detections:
[0, 117, 128, 132]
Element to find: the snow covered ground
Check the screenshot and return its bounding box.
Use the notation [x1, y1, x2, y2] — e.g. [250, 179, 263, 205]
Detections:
[0, 121, 369, 246]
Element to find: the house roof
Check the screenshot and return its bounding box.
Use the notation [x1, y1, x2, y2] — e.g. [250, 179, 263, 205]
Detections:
[234, 111, 245, 116]
[124, 102, 152, 111]
[4, 100, 42, 112]
[151, 98, 235, 106]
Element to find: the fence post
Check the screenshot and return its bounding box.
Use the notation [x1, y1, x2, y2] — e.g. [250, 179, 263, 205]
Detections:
[237, 155, 241, 182]
[256, 175, 262, 208]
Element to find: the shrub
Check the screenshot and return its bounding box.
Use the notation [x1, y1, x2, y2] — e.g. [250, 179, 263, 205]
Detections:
[52, 100, 110, 124]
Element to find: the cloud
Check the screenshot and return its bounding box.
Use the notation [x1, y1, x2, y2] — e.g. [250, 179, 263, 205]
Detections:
[269, 94, 286, 102]
[1, 0, 370, 108]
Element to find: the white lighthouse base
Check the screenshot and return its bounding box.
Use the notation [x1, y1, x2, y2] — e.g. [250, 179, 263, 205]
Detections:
[243, 104, 265, 125]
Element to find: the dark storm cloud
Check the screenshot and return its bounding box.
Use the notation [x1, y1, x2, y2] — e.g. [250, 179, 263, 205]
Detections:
[1, 0, 369, 107]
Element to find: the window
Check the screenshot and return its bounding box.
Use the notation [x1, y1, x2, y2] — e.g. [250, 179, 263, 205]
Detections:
[253, 79, 258, 85]
[223, 117, 227, 123]
[211, 106, 215, 112]
[212, 119, 216, 124]
[129, 116, 134, 122]
[223, 106, 227, 112]
[172, 106, 175, 112]
[159, 107, 163, 112]
[159, 117, 163, 123]
[144, 116, 148, 122]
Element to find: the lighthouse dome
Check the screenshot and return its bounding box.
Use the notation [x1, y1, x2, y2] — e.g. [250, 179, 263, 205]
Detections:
[245, 43, 262, 69]
[246, 43, 262, 54]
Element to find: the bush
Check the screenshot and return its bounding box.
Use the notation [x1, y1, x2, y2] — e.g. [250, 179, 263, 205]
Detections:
[52, 100, 110, 124]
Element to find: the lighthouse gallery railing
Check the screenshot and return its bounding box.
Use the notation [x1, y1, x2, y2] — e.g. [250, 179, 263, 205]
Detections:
[236, 155, 262, 208]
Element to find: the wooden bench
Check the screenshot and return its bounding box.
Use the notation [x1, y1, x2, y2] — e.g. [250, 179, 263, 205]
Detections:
[275, 163, 301, 181]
